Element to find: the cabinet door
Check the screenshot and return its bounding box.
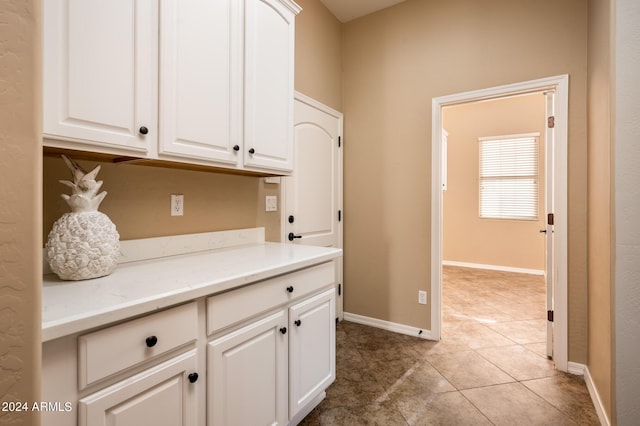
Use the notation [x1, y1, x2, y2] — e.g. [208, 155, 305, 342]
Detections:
[43, 0, 156, 154]
[288, 288, 336, 419]
[78, 350, 199, 426]
[159, 0, 243, 165]
[208, 310, 288, 426]
[243, 0, 300, 172]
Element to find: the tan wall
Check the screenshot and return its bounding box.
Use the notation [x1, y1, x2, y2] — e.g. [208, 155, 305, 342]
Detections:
[587, 0, 613, 420]
[443, 94, 546, 271]
[294, 0, 343, 112]
[0, 1, 42, 424]
[342, 0, 588, 362]
[43, 157, 265, 242]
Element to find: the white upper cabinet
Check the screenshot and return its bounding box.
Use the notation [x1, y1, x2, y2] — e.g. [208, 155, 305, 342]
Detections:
[158, 0, 242, 165]
[43, 0, 300, 175]
[43, 0, 157, 155]
[244, 0, 299, 172]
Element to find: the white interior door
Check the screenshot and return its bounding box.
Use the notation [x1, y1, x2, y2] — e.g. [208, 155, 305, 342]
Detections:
[544, 91, 556, 359]
[283, 92, 343, 318]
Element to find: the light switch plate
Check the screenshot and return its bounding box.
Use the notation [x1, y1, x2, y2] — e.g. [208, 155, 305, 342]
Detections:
[265, 196, 278, 212]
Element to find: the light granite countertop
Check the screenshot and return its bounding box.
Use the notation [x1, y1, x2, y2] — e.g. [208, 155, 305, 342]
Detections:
[42, 241, 342, 342]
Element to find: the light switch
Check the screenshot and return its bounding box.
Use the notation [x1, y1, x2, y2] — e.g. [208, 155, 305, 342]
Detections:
[266, 196, 277, 212]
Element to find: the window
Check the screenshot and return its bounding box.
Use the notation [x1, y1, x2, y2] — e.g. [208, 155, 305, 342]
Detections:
[479, 134, 539, 220]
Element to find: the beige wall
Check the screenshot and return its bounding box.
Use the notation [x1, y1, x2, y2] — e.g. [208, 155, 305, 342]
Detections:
[0, 1, 42, 424]
[612, 0, 640, 423]
[342, 0, 588, 362]
[443, 94, 546, 271]
[43, 157, 265, 242]
[294, 0, 343, 112]
[587, 0, 613, 421]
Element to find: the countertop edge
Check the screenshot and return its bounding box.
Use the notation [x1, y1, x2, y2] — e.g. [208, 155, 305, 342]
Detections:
[42, 245, 342, 342]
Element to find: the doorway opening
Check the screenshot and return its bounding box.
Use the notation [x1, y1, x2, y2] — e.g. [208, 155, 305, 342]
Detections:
[430, 75, 569, 372]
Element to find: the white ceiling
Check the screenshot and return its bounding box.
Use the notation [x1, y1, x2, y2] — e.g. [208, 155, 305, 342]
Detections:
[318, 0, 407, 23]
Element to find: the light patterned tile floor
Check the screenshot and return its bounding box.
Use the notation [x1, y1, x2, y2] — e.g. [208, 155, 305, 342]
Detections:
[299, 266, 600, 425]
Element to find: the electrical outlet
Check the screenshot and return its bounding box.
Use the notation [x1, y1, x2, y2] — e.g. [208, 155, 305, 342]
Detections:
[418, 290, 427, 305]
[171, 194, 184, 216]
[265, 196, 278, 212]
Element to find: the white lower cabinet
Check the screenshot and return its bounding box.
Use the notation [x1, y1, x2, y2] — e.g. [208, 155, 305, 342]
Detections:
[78, 350, 199, 426]
[42, 262, 336, 426]
[208, 311, 288, 426]
[208, 287, 336, 426]
[288, 289, 336, 420]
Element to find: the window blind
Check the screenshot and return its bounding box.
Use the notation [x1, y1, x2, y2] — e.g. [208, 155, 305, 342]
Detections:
[479, 135, 539, 220]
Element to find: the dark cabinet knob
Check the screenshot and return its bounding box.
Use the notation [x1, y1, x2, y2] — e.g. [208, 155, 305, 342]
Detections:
[139, 126, 149, 135]
[288, 232, 302, 241]
[248, 148, 255, 154]
[280, 327, 287, 334]
[288, 215, 295, 224]
[294, 320, 301, 327]
[188, 372, 199, 383]
[286, 286, 294, 293]
[233, 145, 240, 151]
[145, 336, 158, 348]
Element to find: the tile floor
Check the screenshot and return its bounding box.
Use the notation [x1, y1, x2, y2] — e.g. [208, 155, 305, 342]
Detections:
[299, 266, 600, 425]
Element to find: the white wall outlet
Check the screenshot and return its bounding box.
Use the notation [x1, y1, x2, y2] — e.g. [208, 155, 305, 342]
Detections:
[171, 194, 184, 216]
[265, 196, 278, 212]
[418, 290, 427, 305]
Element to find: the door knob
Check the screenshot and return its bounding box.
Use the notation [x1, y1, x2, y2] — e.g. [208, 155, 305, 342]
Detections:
[288, 215, 295, 224]
[248, 148, 255, 154]
[288, 232, 302, 241]
[233, 145, 240, 151]
[188, 373, 199, 383]
[139, 126, 149, 135]
[539, 229, 547, 234]
[294, 319, 301, 327]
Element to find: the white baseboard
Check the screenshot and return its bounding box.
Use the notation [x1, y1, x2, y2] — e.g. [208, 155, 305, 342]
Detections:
[343, 312, 435, 340]
[582, 364, 611, 426]
[567, 361, 585, 375]
[567, 362, 610, 426]
[443, 260, 544, 276]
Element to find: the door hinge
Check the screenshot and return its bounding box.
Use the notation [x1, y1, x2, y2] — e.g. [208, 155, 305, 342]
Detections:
[338, 210, 342, 222]
[338, 136, 341, 147]
[547, 310, 554, 322]
[338, 283, 342, 296]
[548, 116, 555, 128]
[547, 213, 554, 226]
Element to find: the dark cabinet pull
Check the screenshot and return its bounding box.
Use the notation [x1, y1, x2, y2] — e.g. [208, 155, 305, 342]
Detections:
[288, 232, 302, 241]
[286, 286, 294, 293]
[188, 373, 199, 383]
[280, 327, 287, 334]
[139, 126, 149, 135]
[248, 148, 255, 154]
[294, 320, 301, 327]
[288, 215, 295, 224]
[233, 145, 240, 151]
[145, 336, 158, 348]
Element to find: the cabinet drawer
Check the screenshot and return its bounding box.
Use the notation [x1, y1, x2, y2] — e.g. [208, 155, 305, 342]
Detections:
[207, 261, 335, 335]
[78, 302, 198, 389]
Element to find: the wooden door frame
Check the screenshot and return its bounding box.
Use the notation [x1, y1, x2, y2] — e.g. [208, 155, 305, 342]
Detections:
[430, 75, 569, 372]
[281, 91, 344, 319]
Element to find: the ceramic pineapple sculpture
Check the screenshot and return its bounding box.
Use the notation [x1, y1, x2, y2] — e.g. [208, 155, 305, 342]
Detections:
[46, 155, 120, 280]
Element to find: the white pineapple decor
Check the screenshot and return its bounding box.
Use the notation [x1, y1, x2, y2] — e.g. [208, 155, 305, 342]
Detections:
[46, 155, 120, 280]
